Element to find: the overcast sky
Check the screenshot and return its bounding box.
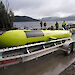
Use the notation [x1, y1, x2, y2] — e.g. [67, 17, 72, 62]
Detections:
[2, 0, 75, 19]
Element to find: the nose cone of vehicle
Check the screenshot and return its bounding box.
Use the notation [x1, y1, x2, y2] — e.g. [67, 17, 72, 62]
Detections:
[0, 30, 27, 48]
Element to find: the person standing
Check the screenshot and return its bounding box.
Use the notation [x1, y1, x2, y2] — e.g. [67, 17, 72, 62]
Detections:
[55, 21, 59, 30]
[62, 21, 66, 29]
[40, 21, 43, 29]
[44, 22, 47, 30]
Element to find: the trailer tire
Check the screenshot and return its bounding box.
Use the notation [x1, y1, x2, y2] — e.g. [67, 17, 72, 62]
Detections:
[69, 43, 74, 53]
[65, 43, 74, 55]
[71, 43, 75, 52]
[66, 50, 71, 55]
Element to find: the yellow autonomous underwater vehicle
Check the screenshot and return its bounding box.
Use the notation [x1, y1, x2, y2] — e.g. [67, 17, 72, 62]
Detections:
[0, 30, 71, 48]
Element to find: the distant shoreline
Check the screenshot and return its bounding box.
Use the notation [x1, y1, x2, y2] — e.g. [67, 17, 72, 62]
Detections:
[14, 16, 40, 22]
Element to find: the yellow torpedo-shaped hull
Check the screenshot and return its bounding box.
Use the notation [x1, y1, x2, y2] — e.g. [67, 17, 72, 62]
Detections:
[0, 30, 71, 48]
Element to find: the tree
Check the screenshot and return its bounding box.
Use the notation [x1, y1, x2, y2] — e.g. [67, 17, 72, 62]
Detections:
[0, 1, 6, 29]
[8, 9, 14, 29]
[0, 1, 14, 30]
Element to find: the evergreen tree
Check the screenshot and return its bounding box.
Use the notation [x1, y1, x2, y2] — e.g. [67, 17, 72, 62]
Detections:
[0, 1, 14, 30]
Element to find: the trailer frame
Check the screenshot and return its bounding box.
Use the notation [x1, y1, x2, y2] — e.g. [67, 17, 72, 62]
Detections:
[0, 37, 75, 68]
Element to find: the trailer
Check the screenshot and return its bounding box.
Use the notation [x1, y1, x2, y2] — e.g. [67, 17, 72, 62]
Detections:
[0, 37, 75, 68]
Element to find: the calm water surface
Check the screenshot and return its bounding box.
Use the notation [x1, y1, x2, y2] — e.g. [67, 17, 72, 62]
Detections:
[13, 21, 75, 29]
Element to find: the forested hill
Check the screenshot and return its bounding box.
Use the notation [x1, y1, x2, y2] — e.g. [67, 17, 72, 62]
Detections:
[14, 16, 39, 22]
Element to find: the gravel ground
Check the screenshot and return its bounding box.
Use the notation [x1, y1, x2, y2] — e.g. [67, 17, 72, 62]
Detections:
[59, 31, 75, 75]
[59, 61, 75, 75]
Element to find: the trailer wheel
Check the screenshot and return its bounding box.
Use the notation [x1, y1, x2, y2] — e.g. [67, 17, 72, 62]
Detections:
[66, 50, 71, 55]
[65, 43, 74, 55]
[63, 40, 75, 55]
[69, 43, 75, 52]
[71, 42, 75, 52]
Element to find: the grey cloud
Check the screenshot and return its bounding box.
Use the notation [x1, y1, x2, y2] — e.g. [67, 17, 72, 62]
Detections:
[2, 0, 75, 18]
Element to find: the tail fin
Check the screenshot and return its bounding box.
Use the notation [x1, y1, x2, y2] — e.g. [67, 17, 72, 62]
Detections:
[62, 28, 65, 30]
[69, 28, 73, 33]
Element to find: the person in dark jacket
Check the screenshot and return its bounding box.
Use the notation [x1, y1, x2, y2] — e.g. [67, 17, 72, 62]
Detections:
[44, 22, 47, 29]
[40, 21, 43, 29]
[55, 21, 59, 30]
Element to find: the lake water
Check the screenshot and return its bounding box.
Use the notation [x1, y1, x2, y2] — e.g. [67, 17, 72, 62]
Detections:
[13, 21, 75, 29]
